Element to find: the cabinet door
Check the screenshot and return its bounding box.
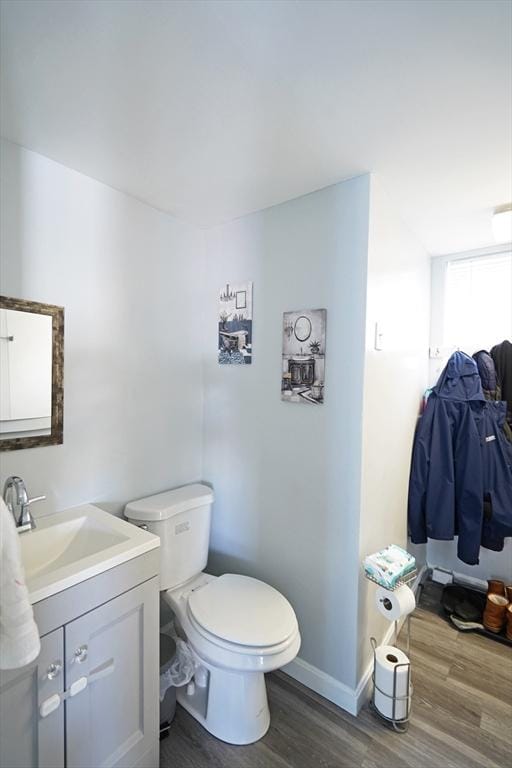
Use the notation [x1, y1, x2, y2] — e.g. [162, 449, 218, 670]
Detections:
[303, 361, 315, 385]
[0, 628, 64, 768]
[289, 362, 301, 384]
[65, 578, 159, 768]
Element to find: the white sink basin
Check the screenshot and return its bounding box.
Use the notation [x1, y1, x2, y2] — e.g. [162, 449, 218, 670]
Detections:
[19, 504, 159, 604]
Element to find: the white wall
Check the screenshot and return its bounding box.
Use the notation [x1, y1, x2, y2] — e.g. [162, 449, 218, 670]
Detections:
[202, 177, 371, 693]
[357, 177, 430, 679]
[0, 139, 205, 516]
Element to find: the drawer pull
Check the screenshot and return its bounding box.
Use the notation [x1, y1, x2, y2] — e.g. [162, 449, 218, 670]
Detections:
[47, 661, 62, 680]
[74, 644, 88, 663]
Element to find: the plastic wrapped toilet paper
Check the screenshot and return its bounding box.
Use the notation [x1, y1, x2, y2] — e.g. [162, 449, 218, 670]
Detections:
[376, 583, 416, 621]
[364, 545, 416, 589]
[374, 645, 411, 720]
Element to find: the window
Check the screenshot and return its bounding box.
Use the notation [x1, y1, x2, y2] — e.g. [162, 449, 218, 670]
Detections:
[430, 248, 512, 381]
[430, 249, 512, 378]
[443, 252, 512, 352]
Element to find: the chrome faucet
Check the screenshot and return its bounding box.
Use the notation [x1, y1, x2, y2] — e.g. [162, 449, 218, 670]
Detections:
[3, 476, 46, 532]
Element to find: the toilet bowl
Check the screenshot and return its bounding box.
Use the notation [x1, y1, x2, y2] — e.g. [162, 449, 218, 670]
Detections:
[125, 485, 300, 745]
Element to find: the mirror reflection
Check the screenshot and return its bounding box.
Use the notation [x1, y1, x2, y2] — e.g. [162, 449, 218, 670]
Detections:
[0, 308, 53, 437]
[0, 297, 64, 451]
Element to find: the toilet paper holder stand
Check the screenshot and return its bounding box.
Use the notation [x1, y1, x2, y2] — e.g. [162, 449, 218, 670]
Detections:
[365, 568, 417, 651]
[369, 635, 412, 733]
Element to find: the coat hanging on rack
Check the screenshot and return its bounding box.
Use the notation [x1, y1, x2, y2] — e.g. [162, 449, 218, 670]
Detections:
[491, 339, 512, 430]
[473, 349, 512, 442]
[408, 352, 485, 565]
[408, 351, 512, 566]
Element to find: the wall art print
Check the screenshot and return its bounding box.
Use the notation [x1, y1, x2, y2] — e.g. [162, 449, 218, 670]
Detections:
[218, 281, 253, 365]
[281, 308, 326, 404]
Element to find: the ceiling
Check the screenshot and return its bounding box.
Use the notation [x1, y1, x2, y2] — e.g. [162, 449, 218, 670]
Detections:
[1, 0, 511, 254]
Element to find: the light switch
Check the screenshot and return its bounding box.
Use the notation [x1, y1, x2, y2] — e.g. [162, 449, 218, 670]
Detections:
[374, 322, 384, 351]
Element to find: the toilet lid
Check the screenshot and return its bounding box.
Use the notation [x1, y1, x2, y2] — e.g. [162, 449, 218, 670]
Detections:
[188, 574, 298, 648]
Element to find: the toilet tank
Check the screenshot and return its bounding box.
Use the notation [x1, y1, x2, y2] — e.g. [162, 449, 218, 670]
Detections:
[124, 484, 214, 590]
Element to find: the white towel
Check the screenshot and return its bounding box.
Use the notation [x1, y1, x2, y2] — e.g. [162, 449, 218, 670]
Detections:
[0, 498, 40, 669]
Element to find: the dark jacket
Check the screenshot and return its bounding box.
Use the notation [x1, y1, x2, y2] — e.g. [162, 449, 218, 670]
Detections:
[473, 350, 497, 396]
[472, 349, 512, 552]
[473, 349, 512, 442]
[408, 352, 485, 565]
[491, 340, 512, 429]
[479, 400, 512, 551]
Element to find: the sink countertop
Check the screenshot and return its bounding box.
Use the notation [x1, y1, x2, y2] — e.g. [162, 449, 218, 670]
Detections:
[19, 504, 160, 604]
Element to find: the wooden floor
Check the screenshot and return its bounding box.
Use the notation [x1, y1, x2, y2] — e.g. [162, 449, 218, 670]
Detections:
[160, 582, 512, 768]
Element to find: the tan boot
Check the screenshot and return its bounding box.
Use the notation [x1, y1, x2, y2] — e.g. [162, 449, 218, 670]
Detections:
[483, 593, 508, 633]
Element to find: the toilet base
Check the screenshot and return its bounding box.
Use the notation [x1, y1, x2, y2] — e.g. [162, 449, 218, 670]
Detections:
[177, 665, 270, 745]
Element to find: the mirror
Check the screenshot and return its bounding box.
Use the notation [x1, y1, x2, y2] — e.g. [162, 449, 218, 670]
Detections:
[0, 297, 64, 451]
[294, 315, 312, 342]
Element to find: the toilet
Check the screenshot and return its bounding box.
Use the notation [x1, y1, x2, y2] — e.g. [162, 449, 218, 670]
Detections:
[124, 484, 301, 745]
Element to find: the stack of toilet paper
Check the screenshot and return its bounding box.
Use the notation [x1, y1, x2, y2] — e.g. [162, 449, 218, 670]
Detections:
[373, 644, 411, 720]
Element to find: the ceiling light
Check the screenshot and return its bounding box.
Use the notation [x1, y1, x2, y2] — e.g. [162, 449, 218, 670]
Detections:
[492, 205, 512, 244]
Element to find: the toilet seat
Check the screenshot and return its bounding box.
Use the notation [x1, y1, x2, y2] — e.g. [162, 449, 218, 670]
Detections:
[186, 608, 299, 658]
[187, 573, 298, 650]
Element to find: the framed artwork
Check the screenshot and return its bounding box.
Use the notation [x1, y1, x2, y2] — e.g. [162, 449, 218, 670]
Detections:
[281, 308, 326, 404]
[218, 281, 253, 365]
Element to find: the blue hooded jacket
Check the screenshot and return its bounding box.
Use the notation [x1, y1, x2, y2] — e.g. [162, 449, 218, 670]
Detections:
[408, 352, 486, 565]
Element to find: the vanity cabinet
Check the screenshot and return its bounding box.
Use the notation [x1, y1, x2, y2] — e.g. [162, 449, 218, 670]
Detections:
[288, 357, 315, 386]
[0, 552, 159, 768]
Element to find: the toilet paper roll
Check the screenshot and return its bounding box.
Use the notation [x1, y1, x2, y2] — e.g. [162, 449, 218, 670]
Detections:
[376, 584, 416, 621]
[374, 644, 411, 720]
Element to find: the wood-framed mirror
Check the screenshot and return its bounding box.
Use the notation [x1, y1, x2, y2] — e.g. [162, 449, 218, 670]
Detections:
[0, 296, 64, 451]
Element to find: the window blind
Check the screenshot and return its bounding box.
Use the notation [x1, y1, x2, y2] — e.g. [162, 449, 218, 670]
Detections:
[443, 252, 512, 353]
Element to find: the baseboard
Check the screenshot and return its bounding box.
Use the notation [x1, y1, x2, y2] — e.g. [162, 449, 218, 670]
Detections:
[450, 570, 487, 592]
[427, 562, 487, 592]
[284, 621, 397, 718]
[284, 565, 429, 718]
[282, 657, 360, 716]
